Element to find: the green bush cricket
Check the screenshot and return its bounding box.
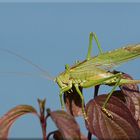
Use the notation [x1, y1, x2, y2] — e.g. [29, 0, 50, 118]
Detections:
[1, 32, 140, 120]
[55, 32, 140, 119]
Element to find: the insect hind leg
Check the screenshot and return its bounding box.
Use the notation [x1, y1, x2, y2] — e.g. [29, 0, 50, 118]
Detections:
[93, 32, 103, 54]
[102, 73, 122, 118]
[86, 32, 103, 60]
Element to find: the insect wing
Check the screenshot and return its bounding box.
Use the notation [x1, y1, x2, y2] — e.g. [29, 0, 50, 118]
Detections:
[91, 44, 140, 70]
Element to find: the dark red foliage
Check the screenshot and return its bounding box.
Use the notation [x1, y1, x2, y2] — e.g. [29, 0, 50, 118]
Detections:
[64, 86, 83, 117]
[85, 95, 140, 140]
[1, 72, 140, 140]
[120, 73, 140, 127]
[49, 110, 87, 140]
[0, 105, 38, 139]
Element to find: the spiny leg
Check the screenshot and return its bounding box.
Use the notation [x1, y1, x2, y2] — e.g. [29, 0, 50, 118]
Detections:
[93, 32, 103, 54]
[102, 74, 122, 118]
[86, 32, 103, 60]
[59, 84, 72, 110]
[80, 72, 122, 118]
[81, 72, 122, 118]
[74, 84, 87, 120]
[86, 32, 94, 60]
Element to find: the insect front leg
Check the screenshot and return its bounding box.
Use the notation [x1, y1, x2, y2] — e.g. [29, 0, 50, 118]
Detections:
[102, 73, 122, 118]
[86, 32, 103, 60]
[59, 83, 72, 110]
[74, 84, 87, 120]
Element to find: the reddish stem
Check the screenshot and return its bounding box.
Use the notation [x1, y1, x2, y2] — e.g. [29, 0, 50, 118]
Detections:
[40, 116, 47, 140]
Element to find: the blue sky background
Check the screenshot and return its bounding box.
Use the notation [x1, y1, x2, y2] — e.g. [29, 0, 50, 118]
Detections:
[0, 0, 139, 2]
[0, 3, 140, 139]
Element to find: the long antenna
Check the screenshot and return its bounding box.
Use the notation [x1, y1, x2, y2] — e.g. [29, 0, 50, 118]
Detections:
[0, 71, 51, 79]
[0, 48, 54, 81]
[0, 71, 39, 77]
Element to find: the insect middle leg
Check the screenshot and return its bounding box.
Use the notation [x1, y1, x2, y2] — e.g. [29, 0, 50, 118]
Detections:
[102, 74, 122, 118]
[74, 84, 87, 120]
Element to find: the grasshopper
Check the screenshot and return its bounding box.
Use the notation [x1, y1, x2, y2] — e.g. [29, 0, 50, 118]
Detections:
[1, 32, 140, 119]
[55, 32, 140, 119]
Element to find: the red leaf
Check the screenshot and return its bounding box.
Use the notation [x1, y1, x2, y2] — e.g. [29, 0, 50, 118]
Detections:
[64, 86, 83, 117]
[86, 95, 140, 140]
[0, 105, 38, 139]
[120, 73, 140, 127]
[53, 130, 64, 140]
[49, 110, 83, 140]
[52, 130, 87, 140]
